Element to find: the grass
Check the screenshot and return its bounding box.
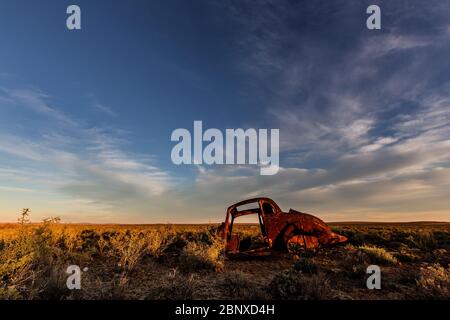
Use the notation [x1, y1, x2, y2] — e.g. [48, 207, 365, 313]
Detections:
[268, 270, 331, 300]
[416, 264, 450, 298]
[357, 245, 398, 265]
[219, 270, 268, 299]
[293, 257, 319, 274]
[0, 215, 449, 300]
[148, 271, 198, 300]
[178, 236, 225, 273]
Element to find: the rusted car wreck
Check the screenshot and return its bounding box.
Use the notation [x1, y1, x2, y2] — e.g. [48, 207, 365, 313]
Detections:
[219, 197, 347, 256]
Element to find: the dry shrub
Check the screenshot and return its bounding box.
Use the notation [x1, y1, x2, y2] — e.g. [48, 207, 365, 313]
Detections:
[268, 270, 331, 300]
[339, 245, 396, 280]
[74, 229, 100, 253]
[107, 230, 168, 273]
[178, 237, 224, 273]
[103, 274, 130, 300]
[36, 267, 72, 300]
[395, 249, 419, 263]
[146, 230, 166, 256]
[219, 271, 269, 299]
[0, 217, 85, 299]
[339, 245, 369, 279]
[397, 268, 420, 286]
[0, 287, 22, 300]
[148, 270, 197, 300]
[110, 232, 149, 273]
[416, 264, 450, 298]
[357, 245, 398, 265]
[293, 258, 319, 274]
[408, 231, 437, 250]
[73, 274, 129, 300]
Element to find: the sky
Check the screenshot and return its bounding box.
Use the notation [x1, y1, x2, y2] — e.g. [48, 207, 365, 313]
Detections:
[1, 0, 450, 223]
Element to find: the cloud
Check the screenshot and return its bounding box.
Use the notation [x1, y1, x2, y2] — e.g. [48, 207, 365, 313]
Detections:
[0, 87, 173, 221]
[224, 0, 450, 159]
[2, 2, 450, 222]
[0, 186, 34, 193]
[359, 137, 398, 153]
[0, 134, 46, 161]
[85, 93, 117, 117]
[182, 137, 450, 221]
[92, 102, 117, 117]
[172, 1, 450, 222]
[0, 88, 78, 126]
[360, 34, 434, 59]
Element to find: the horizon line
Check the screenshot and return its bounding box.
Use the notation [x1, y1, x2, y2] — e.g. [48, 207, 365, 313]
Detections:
[1, 220, 449, 225]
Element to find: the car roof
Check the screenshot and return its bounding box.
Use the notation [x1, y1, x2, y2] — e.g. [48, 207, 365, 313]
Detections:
[228, 197, 274, 209]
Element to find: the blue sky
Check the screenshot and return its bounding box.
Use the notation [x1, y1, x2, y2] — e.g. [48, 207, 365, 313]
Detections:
[1, 0, 450, 223]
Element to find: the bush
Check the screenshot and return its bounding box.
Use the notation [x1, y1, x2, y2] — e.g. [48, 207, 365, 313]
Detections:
[357, 245, 398, 265]
[219, 271, 268, 299]
[74, 229, 100, 254]
[395, 250, 418, 263]
[37, 267, 71, 300]
[0, 287, 22, 300]
[110, 231, 149, 273]
[146, 230, 166, 257]
[408, 231, 437, 250]
[416, 264, 450, 298]
[293, 258, 319, 274]
[268, 270, 331, 300]
[178, 237, 224, 273]
[0, 217, 75, 299]
[4, 218, 92, 298]
[338, 245, 369, 279]
[149, 272, 197, 300]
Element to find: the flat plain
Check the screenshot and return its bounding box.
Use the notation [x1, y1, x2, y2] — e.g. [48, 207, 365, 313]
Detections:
[0, 221, 449, 300]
